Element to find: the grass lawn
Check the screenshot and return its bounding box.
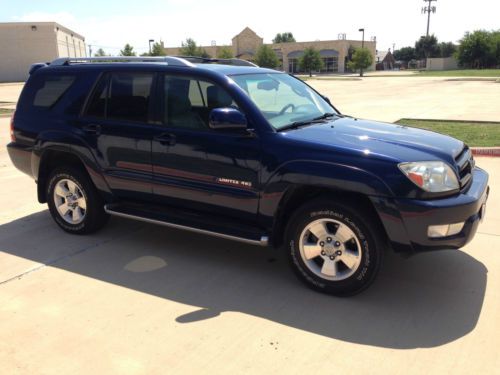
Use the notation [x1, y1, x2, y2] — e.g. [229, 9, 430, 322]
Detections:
[414, 69, 500, 78]
[395, 119, 500, 147]
[0, 108, 14, 116]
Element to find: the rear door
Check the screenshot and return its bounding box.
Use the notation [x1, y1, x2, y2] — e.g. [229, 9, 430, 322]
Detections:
[79, 71, 156, 200]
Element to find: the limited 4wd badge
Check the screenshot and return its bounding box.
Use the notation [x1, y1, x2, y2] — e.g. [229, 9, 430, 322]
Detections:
[216, 177, 252, 188]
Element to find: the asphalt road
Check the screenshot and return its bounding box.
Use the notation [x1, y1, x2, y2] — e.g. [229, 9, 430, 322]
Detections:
[1, 78, 500, 374]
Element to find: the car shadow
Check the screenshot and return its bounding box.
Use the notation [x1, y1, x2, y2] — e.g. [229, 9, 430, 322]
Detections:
[0, 210, 487, 349]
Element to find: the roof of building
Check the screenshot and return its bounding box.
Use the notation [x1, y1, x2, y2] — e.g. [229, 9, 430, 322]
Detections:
[0, 21, 85, 41]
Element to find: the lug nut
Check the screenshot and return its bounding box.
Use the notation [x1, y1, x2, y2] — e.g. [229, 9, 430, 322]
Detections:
[329, 256, 335, 260]
[336, 250, 342, 256]
[321, 251, 326, 256]
[327, 237, 332, 242]
[319, 241, 325, 246]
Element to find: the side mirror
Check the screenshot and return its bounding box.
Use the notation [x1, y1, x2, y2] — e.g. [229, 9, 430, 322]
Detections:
[209, 108, 247, 130]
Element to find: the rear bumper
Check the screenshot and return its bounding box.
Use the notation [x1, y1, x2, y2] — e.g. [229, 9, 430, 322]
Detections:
[7, 142, 34, 178]
[371, 167, 489, 253]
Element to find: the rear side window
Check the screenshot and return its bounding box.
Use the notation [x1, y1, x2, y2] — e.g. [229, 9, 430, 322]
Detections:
[85, 72, 153, 123]
[32, 75, 75, 108]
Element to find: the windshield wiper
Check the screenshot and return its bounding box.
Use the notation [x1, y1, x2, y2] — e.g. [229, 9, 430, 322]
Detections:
[277, 112, 338, 132]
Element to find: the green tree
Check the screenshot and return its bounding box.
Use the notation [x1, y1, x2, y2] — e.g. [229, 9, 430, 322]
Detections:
[179, 38, 210, 57]
[438, 42, 456, 58]
[273, 32, 296, 43]
[456, 30, 497, 68]
[94, 48, 107, 57]
[393, 46, 416, 64]
[217, 46, 234, 59]
[254, 45, 280, 68]
[347, 47, 374, 76]
[298, 47, 324, 77]
[415, 35, 439, 59]
[150, 42, 166, 56]
[120, 43, 136, 56]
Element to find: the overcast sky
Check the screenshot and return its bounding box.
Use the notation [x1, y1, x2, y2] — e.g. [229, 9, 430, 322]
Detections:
[1, 0, 498, 55]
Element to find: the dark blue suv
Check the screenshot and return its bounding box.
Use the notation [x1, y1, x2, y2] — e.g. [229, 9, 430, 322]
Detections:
[7, 56, 489, 295]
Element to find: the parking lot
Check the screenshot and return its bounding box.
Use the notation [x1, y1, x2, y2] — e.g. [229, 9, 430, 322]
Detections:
[1, 78, 500, 374]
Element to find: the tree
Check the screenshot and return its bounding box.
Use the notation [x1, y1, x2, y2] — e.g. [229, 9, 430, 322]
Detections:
[179, 38, 210, 57]
[120, 43, 136, 56]
[150, 42, 166, 56]
[254, 45, 280, 68]
[94, 48, 107, 57]
[298, 47, 324, 77]
[217, 46, 234, 59]
[393, 46, 416, 64]
[273, 32, 296, 43]
[347, 47, 374, 76]
[415, 35, 439, 59]
[456, 30, 497, 68]
[438, 42, 456, 58]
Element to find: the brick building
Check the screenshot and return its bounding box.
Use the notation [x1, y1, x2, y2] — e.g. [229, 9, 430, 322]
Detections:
[164, 27, 376, 74]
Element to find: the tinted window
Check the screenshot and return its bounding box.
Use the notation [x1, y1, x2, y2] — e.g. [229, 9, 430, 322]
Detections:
[164, 76, 237, 129]
[107, 73, 153, 122]
[32, 75, 75, 108]
[85, 75, 108, 118]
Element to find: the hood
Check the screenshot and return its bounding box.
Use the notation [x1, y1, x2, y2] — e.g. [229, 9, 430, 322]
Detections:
[281, 117, 465, 163]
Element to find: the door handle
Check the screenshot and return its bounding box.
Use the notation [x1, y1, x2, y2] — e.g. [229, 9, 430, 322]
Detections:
[154, 133, 176, 145]
[82, 123, 101, 135]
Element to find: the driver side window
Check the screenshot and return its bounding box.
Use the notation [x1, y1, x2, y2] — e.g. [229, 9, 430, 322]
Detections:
[163, 76, 238, 129]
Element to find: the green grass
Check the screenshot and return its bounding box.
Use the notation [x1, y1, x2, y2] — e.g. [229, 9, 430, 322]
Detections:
[0, 108, 14, 116]
[396, 119, 500, 147]
[414, 69, 500, 77]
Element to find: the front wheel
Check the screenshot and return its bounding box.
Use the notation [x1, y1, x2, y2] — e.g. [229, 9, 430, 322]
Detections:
[285, 199, 384, 296]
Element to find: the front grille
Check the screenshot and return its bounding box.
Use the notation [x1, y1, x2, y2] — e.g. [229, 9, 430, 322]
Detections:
[455, 147, 474, 189]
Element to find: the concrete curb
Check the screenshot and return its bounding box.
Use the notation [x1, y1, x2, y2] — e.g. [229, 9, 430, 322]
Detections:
[471, 147, 500, 157]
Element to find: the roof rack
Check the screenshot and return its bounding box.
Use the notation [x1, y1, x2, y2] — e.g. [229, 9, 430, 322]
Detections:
[176, 56, 258, 67]
[50, 56, 196, 67]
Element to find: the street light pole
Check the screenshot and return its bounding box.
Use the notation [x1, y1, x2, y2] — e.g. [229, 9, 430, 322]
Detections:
[149, 39, 155, 55]
[358, 28, 365, 76]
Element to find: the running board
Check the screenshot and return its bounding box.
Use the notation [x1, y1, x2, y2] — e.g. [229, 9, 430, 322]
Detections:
[104, 204, 269, 247]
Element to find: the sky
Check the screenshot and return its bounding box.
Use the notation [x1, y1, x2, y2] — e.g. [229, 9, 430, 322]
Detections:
[0, 0, 499, 55]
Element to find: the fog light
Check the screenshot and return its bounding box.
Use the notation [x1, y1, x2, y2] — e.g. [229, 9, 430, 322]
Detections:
[428, 222, 465, 238]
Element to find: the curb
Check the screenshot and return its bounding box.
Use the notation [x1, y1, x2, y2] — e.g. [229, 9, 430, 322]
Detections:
[471, 148, 500, 157]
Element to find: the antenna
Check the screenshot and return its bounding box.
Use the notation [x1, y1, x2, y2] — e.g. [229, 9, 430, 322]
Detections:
[421, 0, 437, 36]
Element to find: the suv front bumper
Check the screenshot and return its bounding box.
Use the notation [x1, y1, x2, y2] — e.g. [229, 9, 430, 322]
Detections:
[371, 167, 489, 253]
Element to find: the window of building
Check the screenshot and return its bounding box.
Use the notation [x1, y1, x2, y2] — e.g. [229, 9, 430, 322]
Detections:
[163, 76, 237, 129]
[32, 75, 76, 109]
[321, 57, 339, 73]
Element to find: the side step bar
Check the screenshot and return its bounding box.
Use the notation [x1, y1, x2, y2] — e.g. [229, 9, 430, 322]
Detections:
[104, 204, 269, 247]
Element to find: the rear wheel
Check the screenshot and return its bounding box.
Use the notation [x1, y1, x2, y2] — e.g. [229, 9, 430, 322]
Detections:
[285, 198, 384, 296]
[47, 167, 108, 234]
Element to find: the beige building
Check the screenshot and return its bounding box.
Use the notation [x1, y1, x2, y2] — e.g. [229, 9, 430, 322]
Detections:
[0, 22, 86, 82]
[164, 27, 376, 74]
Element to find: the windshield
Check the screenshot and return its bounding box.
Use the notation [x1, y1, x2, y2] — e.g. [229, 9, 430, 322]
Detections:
[229, 73, 336, 130]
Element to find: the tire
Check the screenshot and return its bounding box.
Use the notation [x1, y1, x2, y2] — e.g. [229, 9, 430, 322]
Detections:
[46, 167, 108, 234]
[285, 198, 384, 296]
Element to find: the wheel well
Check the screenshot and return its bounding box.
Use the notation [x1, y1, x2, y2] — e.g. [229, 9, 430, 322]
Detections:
[272, 186, 388, 248]
[37, 150, 89, 203]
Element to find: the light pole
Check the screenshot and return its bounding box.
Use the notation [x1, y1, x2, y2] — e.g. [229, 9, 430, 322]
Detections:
[149, 39, 155, 55]
[422, 0, 437, 37]
[358, 28, 365, 76]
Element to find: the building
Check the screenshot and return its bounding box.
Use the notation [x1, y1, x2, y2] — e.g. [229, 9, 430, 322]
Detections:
[0, 22, 86, 82]
[164, 27, 376, 74]
[375, 49, 396, 70]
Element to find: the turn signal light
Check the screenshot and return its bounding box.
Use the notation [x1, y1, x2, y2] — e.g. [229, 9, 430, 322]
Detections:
[10, 110, 16, 142]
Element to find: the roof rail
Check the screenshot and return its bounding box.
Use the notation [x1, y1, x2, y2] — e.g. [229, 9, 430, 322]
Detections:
[175, 56, 258, 67]
[50, 56, 195, 67]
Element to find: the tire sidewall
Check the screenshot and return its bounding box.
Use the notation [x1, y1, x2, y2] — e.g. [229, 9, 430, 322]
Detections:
[287, 202, 381, 296]
[47, 169, 94, 233]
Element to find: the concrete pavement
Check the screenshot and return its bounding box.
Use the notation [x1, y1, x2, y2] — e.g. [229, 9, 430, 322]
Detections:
[1, 79, 500, 374]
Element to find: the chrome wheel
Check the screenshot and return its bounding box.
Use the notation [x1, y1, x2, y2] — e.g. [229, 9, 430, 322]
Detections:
[299, 218, 362, 281]
[53, 178, 87, 224]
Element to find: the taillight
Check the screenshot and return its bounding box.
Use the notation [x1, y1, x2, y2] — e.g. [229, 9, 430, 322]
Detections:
[10, 110, 16, 142]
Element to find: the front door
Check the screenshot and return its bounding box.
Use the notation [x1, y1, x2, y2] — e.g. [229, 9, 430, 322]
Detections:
[151, 75, 261, 222]
[79, 71, 156, 200]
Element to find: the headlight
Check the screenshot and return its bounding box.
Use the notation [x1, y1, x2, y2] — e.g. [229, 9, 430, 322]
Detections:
[398, 161, 459, 192]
